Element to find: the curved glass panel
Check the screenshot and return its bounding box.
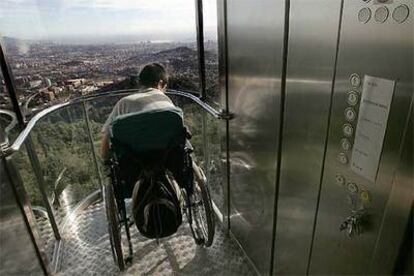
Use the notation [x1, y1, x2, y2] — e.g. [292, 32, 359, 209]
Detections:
[0, 62, 19, 143]
[0, 0, 200, 118]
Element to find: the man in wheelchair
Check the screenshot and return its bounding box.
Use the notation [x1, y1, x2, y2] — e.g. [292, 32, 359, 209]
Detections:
[100, 63, 214, 269]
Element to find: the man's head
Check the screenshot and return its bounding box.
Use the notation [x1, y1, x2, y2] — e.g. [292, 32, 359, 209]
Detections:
[138, 63, 169, 91]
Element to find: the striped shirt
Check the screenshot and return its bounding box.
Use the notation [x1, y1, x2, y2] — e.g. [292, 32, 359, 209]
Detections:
[102, 88, 175, 133]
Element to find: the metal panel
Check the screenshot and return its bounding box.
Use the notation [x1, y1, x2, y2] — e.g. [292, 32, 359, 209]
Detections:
[217, 0, 231, 230]
[273, 0, 342, 274]
[226, 0, 286, 274]
[370, 104, 412, 274]
[0, 155, 47, 275]
[309, 0, 413, 274]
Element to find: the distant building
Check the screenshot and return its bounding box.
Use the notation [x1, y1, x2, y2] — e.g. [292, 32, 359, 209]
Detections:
[44, 78, 52, 87]
[29, 80, 42, 89]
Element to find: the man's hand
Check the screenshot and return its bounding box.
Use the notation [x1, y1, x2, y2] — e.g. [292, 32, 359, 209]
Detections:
[101, 131, 110, 161]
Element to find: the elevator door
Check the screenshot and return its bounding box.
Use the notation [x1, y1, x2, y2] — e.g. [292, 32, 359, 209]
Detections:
[226, 0, 286, 274]
[309, 0, 413, 274]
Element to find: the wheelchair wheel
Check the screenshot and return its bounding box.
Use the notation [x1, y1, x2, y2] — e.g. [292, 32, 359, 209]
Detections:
[189, 162, 215, 247]
[104, 184, 125, 271]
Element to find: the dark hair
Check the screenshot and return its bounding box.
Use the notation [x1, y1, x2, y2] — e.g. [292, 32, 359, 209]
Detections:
[138, 63, 168, 88]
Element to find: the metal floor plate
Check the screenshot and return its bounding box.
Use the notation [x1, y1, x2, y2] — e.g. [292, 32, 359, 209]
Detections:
[51, 200, 256, 276]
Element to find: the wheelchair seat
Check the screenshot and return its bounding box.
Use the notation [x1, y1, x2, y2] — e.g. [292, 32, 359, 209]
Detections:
[108, 106, 191, 199]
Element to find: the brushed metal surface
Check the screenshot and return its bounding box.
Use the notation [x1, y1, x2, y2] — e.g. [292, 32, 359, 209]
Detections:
[272, 0, 342, 274]
[309, 1, 413, 274]
[0, 157, 46, 275]
[370, 104, 412, 274]
[226, 0, 286, 274]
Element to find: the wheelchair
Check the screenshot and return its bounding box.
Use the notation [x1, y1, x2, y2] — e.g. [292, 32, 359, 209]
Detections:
[103, 106, 215, 271]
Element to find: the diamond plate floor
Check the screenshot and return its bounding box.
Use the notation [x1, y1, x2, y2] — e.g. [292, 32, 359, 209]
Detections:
[54, 200, 256, 276]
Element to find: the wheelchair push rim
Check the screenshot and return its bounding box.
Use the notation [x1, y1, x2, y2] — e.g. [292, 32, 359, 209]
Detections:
[187, 163, 215, 247]
[104, 184, 126, 271]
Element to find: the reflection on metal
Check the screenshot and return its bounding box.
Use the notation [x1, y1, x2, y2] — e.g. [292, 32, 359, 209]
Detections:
[226, 0, 286, 274]
[217, 0, 231, 231]
[370, 104, 413, 274]
[272, 1, 342, 274]
[309, 0, 413, 274]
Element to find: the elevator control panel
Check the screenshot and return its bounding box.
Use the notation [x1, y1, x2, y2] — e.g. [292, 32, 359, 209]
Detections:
[374, 6, 389, 23]
[358, 2, 410, 24]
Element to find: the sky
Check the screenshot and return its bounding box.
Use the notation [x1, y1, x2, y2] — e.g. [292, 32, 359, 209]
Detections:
[0, 0, 217, 43]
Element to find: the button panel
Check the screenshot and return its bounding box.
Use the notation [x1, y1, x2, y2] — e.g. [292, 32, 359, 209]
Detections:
[393, 4, 409, 23]
[347, 182, 359, 194]
[349, 74, 361, 88]
[345, 107, 357, 122]
[340, 138, 352, 151]
[342, 123, 354, 137]
[375, 6, 389, 23]
[347, 91, 359, 106]
[337, 152, 349, 165]
[358, 7, 372, 23]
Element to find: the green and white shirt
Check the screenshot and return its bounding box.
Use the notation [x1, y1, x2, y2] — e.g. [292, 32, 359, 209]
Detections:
[102, 88, 175, 133]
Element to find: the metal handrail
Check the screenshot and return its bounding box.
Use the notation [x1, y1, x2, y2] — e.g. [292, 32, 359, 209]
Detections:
[4, 88, 221, 156]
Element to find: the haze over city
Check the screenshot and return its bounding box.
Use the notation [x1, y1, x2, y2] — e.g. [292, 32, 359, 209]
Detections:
[0, 0, 217, 43]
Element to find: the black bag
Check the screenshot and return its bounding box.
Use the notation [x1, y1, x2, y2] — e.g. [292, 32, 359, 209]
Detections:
[132, 173, 182, 239]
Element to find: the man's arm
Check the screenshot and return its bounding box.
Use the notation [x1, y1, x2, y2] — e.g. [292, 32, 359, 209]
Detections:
[101, 130, 110, 161]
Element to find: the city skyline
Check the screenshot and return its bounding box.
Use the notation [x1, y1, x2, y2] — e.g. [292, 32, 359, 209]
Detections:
[0, 0, 217, 42]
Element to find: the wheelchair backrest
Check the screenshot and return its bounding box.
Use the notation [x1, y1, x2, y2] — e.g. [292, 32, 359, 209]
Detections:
[109, 107, 185, 160]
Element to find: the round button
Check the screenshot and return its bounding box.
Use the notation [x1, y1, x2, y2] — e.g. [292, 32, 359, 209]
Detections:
[347, 91, 359, 106]
[358, 8, 372, 24]
[342, 123, 354, 137]
[345, 107, 357, 122]
[349, 74, 361, 88]
[375, 6, 389, 23]
[340, 138, 352, 151]
[337, 152, 348, 164]
[360, 190, 371, 203]
[335, 174, 346, 186]
[393, 5, 410, 24]
[347, 182, 359, 194]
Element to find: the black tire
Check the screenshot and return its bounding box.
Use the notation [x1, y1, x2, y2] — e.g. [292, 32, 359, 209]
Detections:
[104, 184, 125, 271]
[191, 162, 215, 247]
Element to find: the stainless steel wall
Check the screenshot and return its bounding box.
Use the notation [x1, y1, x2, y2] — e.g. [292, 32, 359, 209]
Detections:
[309, 0, 413, 274]
[226, 0, 286, 274]
[272, 0, 342, 274]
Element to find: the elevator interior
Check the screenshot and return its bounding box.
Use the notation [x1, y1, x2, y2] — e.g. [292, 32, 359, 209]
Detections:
[1, 0, 413, 275]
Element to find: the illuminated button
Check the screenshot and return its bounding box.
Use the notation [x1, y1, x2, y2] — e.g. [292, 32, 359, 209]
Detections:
[358, 8, 372, 24]
[393, 5, 409, 24]
[345, 107, 357, 122]
[342, 123, 354, 137]
[347, 91, 359, 106]
[360, 190, 371, 203]
[375, 6, 389, 23]
[349, 74, 361, 88]
[337, 152, 348, 164]
[347, 182, 359, 194]
[340, 138, 352, 151]
[335, 174, 346, 186]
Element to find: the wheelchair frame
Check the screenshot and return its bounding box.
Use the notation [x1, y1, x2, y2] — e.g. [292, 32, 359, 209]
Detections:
[104, 142, 215, 271]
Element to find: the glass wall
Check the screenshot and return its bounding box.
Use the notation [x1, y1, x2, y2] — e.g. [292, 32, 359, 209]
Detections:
[0, 0, 200, 117]
[0, 55, 20, 142]
[203, 0, 220, 108]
